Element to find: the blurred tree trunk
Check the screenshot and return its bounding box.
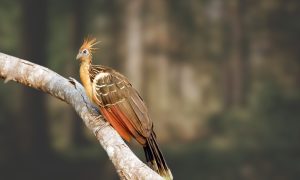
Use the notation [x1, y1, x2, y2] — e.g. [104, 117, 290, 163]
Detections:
[0, 104, 19, 163]
[224, 0, 249, 107]
[125, 0, 144, 91]
[106, 0, 123, 69]
[70, 0, 89, 146]
[145, 0, 170, 109]
[20, 0, 50, 157]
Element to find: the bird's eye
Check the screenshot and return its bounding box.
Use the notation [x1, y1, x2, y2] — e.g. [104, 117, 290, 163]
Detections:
[82, 49, 88, 54]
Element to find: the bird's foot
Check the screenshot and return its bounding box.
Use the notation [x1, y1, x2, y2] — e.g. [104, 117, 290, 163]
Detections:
[93, 116, 110, 136]
[68, 77, 81, 89]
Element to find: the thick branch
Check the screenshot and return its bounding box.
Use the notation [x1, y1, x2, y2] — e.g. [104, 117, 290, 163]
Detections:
[0, 52, 163, 180]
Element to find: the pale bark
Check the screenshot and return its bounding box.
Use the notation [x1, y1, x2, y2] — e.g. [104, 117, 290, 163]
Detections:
[0, 52, 163, 180]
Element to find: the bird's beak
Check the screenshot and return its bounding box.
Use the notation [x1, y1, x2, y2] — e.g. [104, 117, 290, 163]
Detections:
[76, 53, 81, 60]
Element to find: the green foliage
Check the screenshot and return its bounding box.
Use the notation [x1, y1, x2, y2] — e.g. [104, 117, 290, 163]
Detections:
[211, 80, 300, 148]
[206, 80, 300, 179]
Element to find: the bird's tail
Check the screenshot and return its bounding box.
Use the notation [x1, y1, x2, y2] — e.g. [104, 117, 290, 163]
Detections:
[143, 133, 173, 180]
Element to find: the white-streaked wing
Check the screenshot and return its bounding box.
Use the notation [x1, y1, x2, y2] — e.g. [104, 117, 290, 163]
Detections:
[90, 65, 152, 141]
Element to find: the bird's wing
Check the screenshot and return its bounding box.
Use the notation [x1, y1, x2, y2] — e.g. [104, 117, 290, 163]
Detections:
[90, 65, 152, 144]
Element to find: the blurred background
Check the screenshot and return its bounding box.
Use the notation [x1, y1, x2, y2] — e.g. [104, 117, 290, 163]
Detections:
[0, 0, 300, 179]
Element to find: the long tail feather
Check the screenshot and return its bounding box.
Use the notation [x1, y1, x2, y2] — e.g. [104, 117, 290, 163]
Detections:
[143, 133, 173, 180]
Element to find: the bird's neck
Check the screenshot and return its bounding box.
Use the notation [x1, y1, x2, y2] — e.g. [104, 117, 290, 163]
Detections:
[80, 60, 93, 100]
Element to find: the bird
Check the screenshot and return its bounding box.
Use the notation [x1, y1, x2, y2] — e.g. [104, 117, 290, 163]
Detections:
[76, 37, 173, 180]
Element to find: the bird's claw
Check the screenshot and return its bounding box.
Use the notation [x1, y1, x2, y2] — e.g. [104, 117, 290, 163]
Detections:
[93, 117, 110, 136]
[68, 77, 80, 88]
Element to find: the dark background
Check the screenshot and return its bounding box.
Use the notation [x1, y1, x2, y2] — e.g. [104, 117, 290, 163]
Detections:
[0, 0, 300, 179]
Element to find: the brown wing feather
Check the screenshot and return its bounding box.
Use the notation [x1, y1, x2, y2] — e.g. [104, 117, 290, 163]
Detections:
[90, 65, 152, 144]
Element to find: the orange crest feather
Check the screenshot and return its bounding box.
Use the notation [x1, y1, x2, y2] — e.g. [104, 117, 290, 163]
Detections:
[80, 37, 100, 53]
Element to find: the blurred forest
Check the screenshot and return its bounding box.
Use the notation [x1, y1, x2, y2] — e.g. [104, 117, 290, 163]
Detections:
[0, 0, 300, 179]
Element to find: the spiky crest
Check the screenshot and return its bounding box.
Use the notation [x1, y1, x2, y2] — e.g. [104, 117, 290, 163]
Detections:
[79, 36, 100, 54]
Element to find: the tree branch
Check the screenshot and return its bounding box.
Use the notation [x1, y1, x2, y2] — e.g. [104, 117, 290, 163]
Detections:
[0, 52, 163, 180]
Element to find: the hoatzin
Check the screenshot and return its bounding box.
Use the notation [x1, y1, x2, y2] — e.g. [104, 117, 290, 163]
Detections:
[76, 37, 173, 179]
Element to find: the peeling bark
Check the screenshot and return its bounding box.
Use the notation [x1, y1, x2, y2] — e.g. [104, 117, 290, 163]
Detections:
[0, 52, 163, 180]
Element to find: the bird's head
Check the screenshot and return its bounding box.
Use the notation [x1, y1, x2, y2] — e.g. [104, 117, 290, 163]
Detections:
[76, 37, 99, 63]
